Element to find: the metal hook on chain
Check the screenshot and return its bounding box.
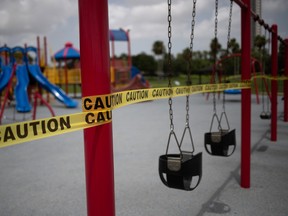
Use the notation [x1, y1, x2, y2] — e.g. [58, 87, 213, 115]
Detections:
[219, 0, 233, 130]
[179, 0, 197, 154]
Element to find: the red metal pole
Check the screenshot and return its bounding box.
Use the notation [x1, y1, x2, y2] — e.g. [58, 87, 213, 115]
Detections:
[37, 36, 41, 65]
[78, 0, 115, 216]
[4, 44, 8, 65]
[126, 30, 132, 69]
[284, 39, 288, 122]
[271, 25, 278, 141]
[65, 59, 68, 94]
[44, 36, 48, 67]
[44, 36, 50, 103]
[240, 0, 251, 189]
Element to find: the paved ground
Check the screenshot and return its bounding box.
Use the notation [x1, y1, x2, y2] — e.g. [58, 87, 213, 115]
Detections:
[0, 93, 287, 216]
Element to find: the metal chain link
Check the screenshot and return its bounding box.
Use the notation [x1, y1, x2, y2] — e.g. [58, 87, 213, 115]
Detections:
[188, 0, 197, 83]
[223, 0, 233, 111]
[185, 0, 197, 126]
[214, 0, 218, 50]
[213, 0, 218, 114]
[263, 29, 267, 74]
[226, 0, 233, 55]
[266, 31, 271, 112]
[167, 0, 174, 131]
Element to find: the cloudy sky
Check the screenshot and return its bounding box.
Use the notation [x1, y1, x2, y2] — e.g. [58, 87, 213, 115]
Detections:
[0, 0, 287, 61]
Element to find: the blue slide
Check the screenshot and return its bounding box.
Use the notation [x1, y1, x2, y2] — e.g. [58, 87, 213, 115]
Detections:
[0, 65, 13, 92]
[14, 65, 32, 112]
[28, 64, 78, 108]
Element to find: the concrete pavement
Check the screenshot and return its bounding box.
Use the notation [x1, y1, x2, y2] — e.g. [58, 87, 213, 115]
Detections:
[0, 94, 287, 216]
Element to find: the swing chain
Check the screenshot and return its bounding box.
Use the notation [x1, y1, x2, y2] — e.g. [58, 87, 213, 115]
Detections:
[261, 29, 267, 113]
[213, 88, 217, 113]
[167, 0, 174, 131]
[226, 0, 233, 55]
[189, 0, 197, 55]
[214, 0, 218, 52]
[267, 32, 271, 112]
[187, 0, 197, 84]
[212, 0, 218, 115]
[223, 0, 233, 111]
[185, 0, 197, 126]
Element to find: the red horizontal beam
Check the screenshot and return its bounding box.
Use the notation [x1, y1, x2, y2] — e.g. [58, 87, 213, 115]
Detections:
[232, 0, 285, 44]
[233, 0, 248, 8]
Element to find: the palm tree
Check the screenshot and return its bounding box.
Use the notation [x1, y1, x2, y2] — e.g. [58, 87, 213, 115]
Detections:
[254, 35, 266, 50]
[228, 38, 240, 54]
[152, 40, 165, 56]
[210, 38, 222, 61]
[152, 41, 166, 75]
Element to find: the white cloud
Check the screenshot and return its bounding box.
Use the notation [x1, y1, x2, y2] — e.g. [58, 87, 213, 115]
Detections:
[0, 0, 287, 60]
[0, 0, 77, 35]
[0, 0, 78, 48]
[108, 0, 216, 54]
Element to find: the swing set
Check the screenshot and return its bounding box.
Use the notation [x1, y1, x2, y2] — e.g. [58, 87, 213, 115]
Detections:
[259, 28, 272, 119]
[78, 0, 288, 215]
[159, 0, 238, 191]
[204, 0, 237, 157]
[158, 0, 202, 191]
[207, 53, 270, 102]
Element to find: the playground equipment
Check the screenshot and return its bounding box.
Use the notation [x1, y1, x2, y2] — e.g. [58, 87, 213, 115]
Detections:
[26, 46, 78, 108]
[54, 42, 80, 95]
[204, 0, 236, 157]
[207, 53, 270, 104]
[0, 45, 77, 124]
[206, 3, 271, 105]
[109, 29, 151, 90]
[110, 29, 132, 86]
[158, 0, 202, 191]
[46, 33, 148, 94]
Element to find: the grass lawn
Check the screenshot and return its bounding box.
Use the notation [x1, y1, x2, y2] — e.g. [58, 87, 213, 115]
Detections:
[146, 74, 285, 95]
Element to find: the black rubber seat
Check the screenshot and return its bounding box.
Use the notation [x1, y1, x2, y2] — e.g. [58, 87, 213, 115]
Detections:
[159, 152, 202, 191]
[204, 129, 236, 157]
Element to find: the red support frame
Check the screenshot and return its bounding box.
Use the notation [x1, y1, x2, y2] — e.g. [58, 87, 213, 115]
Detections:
[44, 36, 48, 67]
[78, 0, 115, 216]
[239, 0, 251, 188]
[284, 39, 288, 122]
[125, 30, 132, 68]
[37, 36, 41, 65]
[271, 25, 278, 141]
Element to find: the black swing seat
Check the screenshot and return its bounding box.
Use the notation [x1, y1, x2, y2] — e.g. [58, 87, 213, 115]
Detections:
[260, 112, 271, 120]
[204, 129, 236, 157]
[158, 152, 202, 191]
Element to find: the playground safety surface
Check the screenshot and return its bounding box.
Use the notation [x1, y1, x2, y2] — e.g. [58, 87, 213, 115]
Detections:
[0, 93, 287, 216]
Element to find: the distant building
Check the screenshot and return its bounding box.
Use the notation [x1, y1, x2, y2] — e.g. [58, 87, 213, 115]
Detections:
[251, 0, 262, 47]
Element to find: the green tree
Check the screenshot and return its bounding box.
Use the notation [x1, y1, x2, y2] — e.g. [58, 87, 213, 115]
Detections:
[152, 40, 166, 55]
[278, 41, 286, 74]
[254, 35, 266, 50]
[210, 38, 222, 61]
[228, 38, 240, 54]
[132, 52, 157, 76]
[152, 40, 166, 74]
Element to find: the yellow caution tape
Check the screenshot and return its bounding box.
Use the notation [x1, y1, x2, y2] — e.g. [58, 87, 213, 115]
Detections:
[252, 75, 288, 81]
[0, 110, 112, 148]
[82, 82, 250, 112]
[2, 76, 288, 148]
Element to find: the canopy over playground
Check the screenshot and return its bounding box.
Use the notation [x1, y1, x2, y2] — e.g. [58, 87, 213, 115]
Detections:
[53, 29, 130, 60]
[54, 42, 80, 60]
